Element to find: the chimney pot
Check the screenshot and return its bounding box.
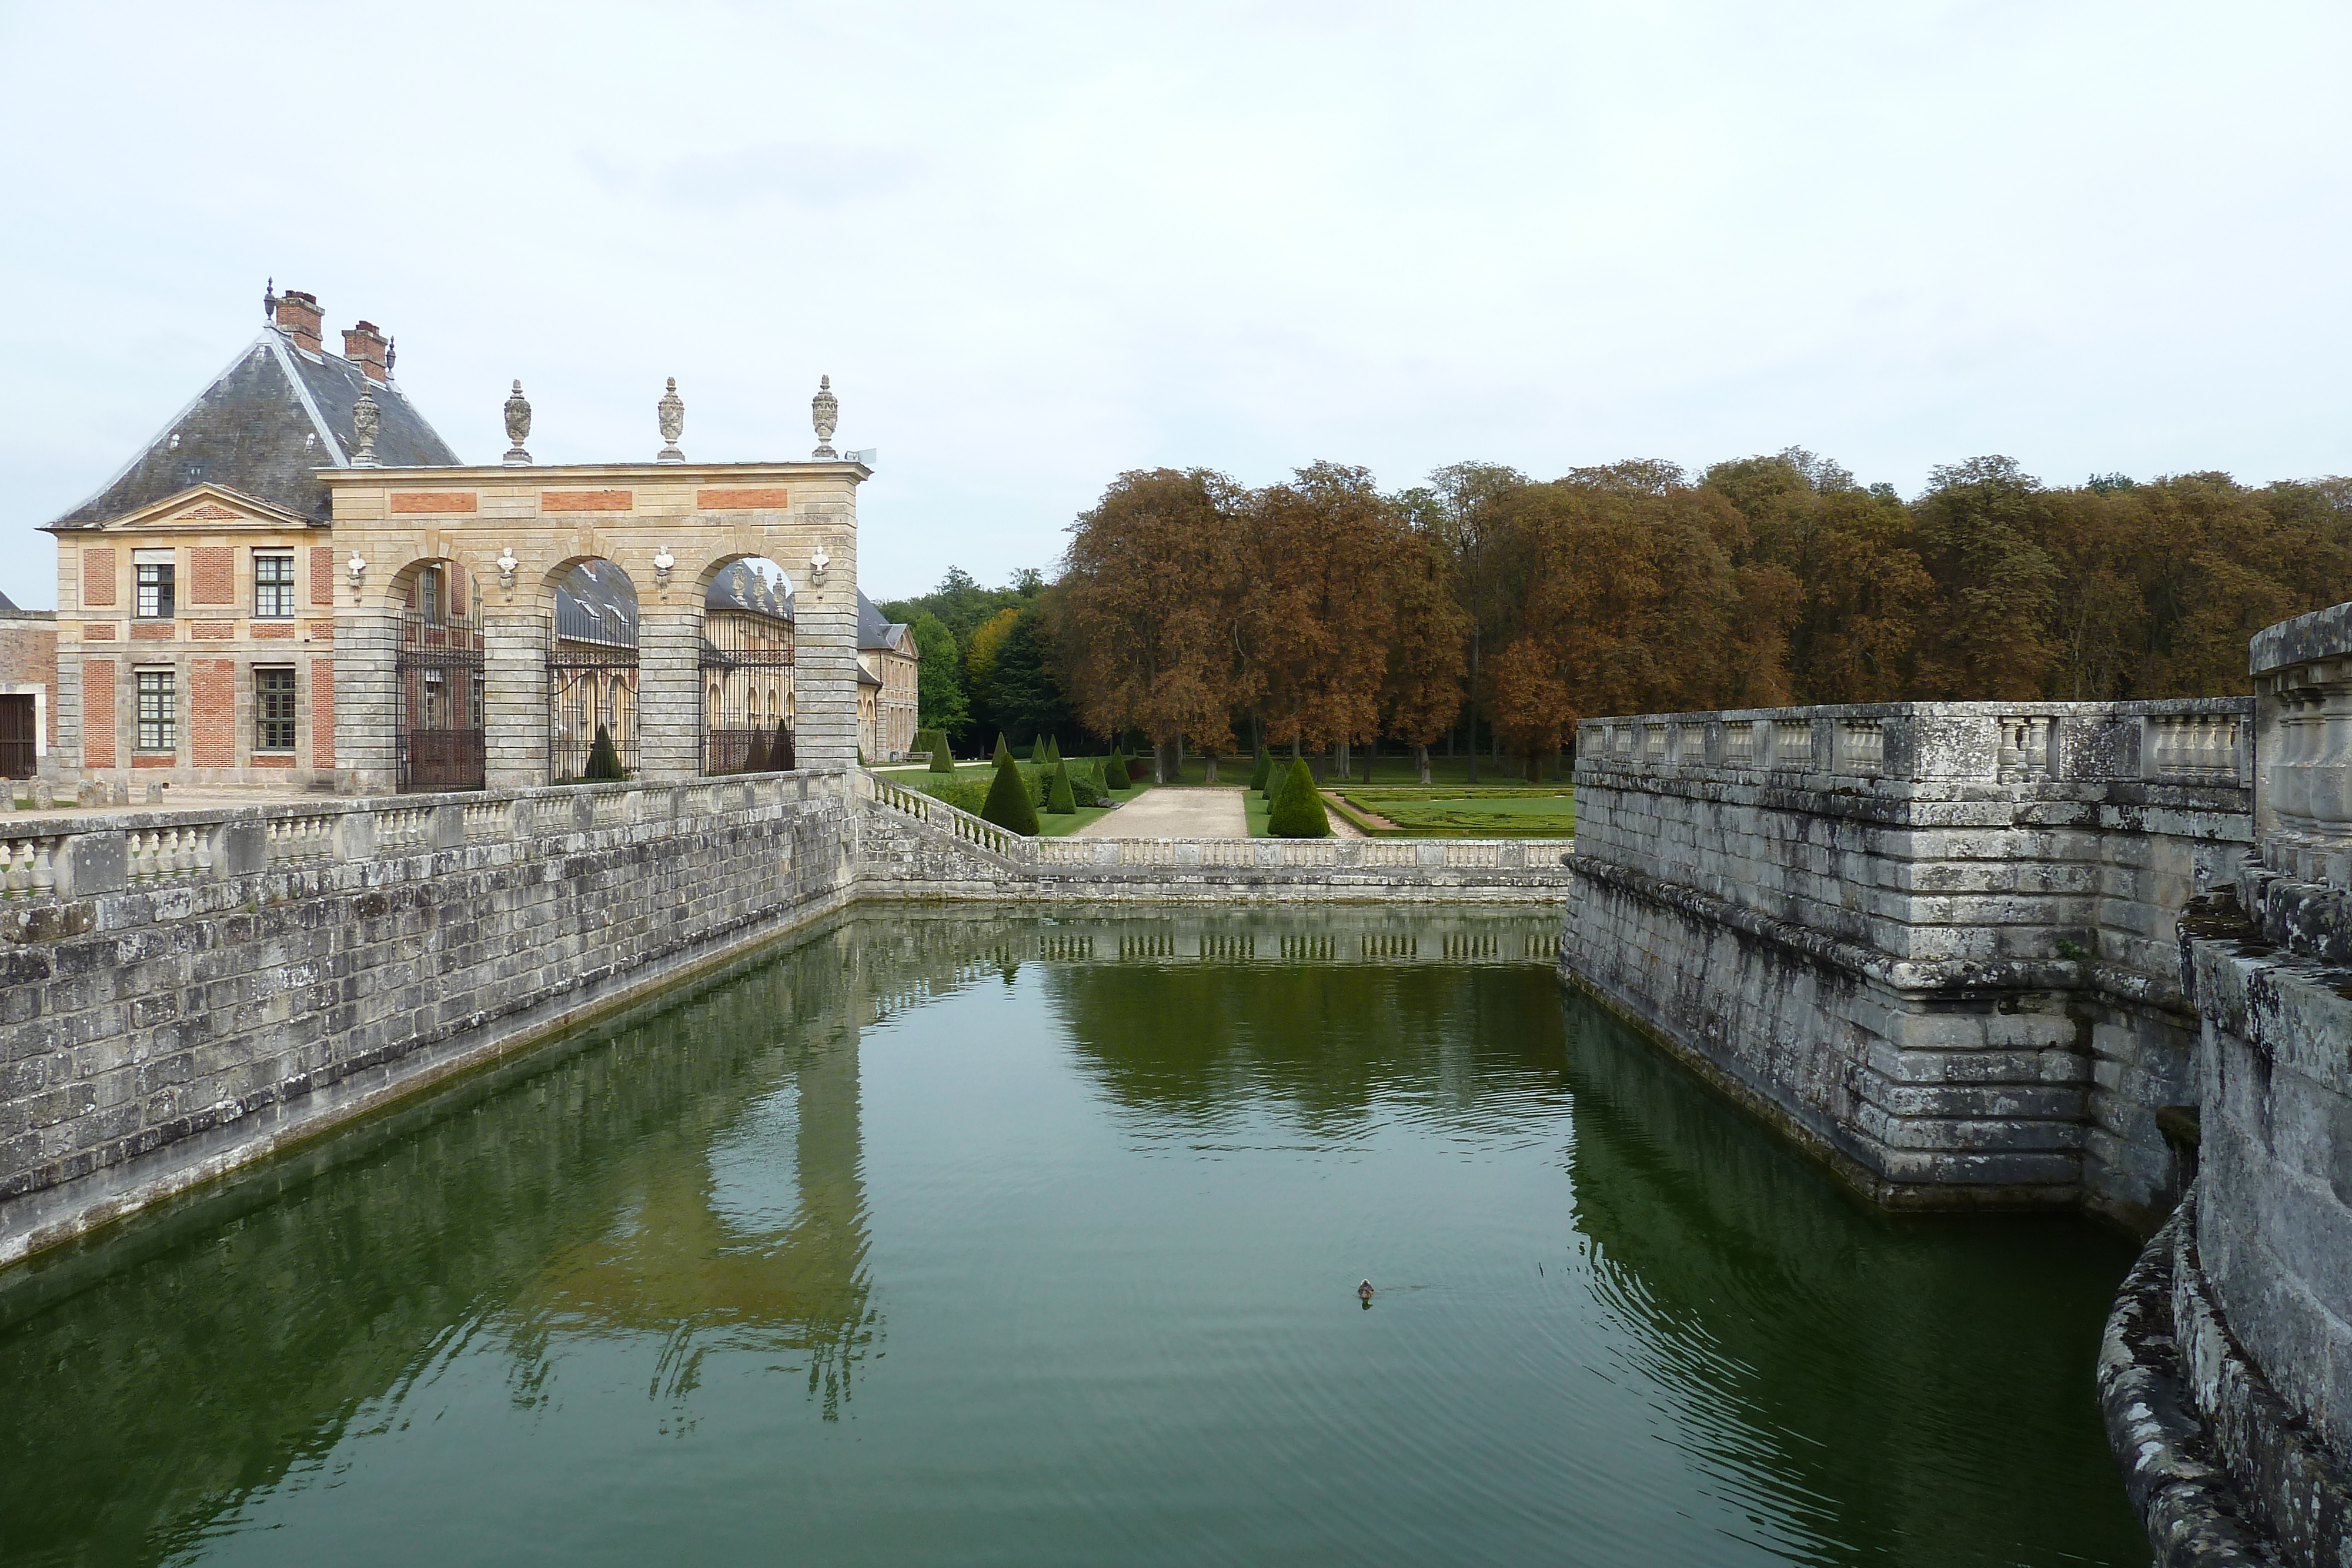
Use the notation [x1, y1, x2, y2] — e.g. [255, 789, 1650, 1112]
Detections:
[340, 319, 390, 383]
[275, 289, 324, 355]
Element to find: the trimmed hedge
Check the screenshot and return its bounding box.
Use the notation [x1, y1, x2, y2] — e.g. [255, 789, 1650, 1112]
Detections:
[1046, 762, 1077, 814]
[1248, 748, 1271, 791]
[1105, 751, 1131, 790]
[1267, 758, 1331, 838]
[585, 723, 625, 781]
[980, 750, 1041, 834]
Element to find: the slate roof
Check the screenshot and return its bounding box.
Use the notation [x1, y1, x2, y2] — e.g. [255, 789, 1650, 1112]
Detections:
[0, 588, 16, 613]
[704, 560, 793, 622]
[554, 560, 640, 648]
[48, 327, 461, 530]
[857, 590, 913, 656]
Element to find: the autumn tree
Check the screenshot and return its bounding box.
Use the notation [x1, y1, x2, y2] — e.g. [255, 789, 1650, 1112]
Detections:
[1399, 461, 1526, 781]
[1248, 463, 1411, 764]
[1380, 524, 1469, 783]
[1907, 457, 2059, 700]
[1048, 469, 1252, 781]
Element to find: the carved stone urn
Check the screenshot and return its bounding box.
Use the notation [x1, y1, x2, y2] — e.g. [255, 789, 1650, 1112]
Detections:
[656, 377, 685, 463]
[811, 375, 838, 459]
[349, 383, 381, 467]
[503, 380, 533, 466]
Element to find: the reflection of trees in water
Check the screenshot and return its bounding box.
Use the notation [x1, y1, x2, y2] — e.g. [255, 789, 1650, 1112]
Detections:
[0, 923, 876, 1564]
[1048, 962, 1568, 1132]
[1554, 994, 2144, 1567]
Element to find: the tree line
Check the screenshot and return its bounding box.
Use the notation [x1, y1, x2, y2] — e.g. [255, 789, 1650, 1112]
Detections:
[883, 452, 2352, 777]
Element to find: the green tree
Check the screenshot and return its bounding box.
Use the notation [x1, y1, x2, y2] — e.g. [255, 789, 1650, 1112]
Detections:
[1265, 757, 1331, 838]
[910, 613, 970, 737]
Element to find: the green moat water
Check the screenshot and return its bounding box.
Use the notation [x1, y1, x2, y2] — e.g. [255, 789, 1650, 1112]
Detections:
[0, 909, 2141, 1566]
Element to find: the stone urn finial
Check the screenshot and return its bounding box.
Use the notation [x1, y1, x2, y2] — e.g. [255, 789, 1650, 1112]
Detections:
[503, 379, 533, 466]
[811, 374, 838, 459]
[350, 380, 382, 467]
[656, 376, 686, 463]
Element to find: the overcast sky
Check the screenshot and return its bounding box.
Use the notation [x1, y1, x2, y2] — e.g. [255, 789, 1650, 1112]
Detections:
[3, 1, 2347, 610]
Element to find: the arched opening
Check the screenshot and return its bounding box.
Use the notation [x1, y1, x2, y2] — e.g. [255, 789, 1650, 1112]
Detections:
[700, 557, 796, 774]
[548, 558, 640, 783]
[393, 559, 486, 793]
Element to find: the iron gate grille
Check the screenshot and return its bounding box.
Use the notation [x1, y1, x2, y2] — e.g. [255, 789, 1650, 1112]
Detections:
[700, 609, 794, 774]
[396, 566, 486, 793]
[548, 562, 641, 783]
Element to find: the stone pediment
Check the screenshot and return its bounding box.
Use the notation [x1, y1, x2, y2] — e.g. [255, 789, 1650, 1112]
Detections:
[99, 483, 320, 534]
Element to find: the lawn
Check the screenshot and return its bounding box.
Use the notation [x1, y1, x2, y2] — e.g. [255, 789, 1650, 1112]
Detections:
[873, 755, 1154, 838]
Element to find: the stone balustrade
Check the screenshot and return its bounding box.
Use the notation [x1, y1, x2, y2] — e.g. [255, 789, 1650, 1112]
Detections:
[1579, 697, 2252, 790]
[849, 768, 1568, 898]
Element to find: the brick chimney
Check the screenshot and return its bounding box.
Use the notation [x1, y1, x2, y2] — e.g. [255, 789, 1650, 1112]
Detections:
[342, 320, 390, 383]
[275, 289, 324, 355]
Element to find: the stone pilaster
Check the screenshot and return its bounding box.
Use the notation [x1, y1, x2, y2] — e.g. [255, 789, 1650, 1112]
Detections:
[793, 541, 859, 771]
[636, 604, 701, 781]
[334, 609, 402, 794]
[484, 607, 550, 790]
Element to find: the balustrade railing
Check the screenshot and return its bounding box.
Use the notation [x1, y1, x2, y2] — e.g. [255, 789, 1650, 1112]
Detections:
[1576, 698, 2254, 790]
[0, 768, 823, 901]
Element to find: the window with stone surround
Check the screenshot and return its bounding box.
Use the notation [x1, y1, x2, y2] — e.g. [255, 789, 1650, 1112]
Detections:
[255, 553, 295, 618]
[256, 666, 297, 752]
[136, 668, 175, 751]
[134, 550, 175, 620]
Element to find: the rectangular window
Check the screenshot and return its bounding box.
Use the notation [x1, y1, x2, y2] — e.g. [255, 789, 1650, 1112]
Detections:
[256, 667, 297, 751]
[136, 669, 175, 751]
[135, 559, 175, 620]
[255, 553, 295, 618]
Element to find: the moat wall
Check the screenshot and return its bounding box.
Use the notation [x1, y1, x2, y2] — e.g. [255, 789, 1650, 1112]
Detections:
[1559, 699, 2253, 1230]
[2102, 601, 2352, 1567]
[0, 771, 858, 1266]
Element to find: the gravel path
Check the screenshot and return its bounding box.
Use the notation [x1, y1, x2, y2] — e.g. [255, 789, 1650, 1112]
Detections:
[1076, 788, 1248, 838]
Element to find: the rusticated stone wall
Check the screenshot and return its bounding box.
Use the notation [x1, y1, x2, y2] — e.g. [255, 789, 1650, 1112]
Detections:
[0, 771, 855, 1266]
[1559, 698, 2252, 1229]
[2103, 600, 2352, 1568]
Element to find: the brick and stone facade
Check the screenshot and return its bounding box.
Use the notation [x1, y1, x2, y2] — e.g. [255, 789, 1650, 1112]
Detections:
[0, 602, 58, 780]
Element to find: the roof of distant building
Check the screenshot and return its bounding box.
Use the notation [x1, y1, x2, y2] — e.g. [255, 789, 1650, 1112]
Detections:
[704, 560, 793, 623]
[554, 559, 639, 648]
[47, 322, 460, 531]
[857, 589, 914, 656]
[0, 587, 17, 613]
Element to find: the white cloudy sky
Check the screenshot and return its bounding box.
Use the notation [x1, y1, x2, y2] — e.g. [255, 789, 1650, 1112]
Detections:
[2, 1, 2348, 610]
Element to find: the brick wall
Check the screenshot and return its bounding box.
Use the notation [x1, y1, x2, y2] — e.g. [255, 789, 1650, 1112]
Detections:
[82, 549, 116, 609]
[191, 659, 235, 768]
[310, 548, 334, 607]
[0, 615, 58, 745]
[190, 548, 233, 605]
[83, 658, 115, 768]
[310, 658, 334, 770]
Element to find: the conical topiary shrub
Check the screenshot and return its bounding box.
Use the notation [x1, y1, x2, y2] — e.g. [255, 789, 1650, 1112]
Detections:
[1030, 734, 1046, 765]
[1104, 751, 1131, 790]
[1046, 761, 1077, 815]
[772, 721, 795, 772]
[1267, 757, 1331, 838]
[741, 729, 770, 774]
[1046, 735, 1062, 766]
[1248, 747, 1271, 791]
[980, 747, 1041, 835]
[994, 733, 1014, 767]
[585, 723, 626, 781]
[929, 733, 955, 773]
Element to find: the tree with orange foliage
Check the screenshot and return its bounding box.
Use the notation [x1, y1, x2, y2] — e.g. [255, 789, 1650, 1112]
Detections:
[1048, 469, 1252, 780]
[1248, 464, 1410, 765]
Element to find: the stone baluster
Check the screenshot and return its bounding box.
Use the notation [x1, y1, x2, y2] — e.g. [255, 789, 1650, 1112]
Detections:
[4, 840, 28, 895]
[31, 837, 55, 898]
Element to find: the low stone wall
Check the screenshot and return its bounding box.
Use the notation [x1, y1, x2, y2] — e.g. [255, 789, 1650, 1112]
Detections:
[2110, 600, 2352, 1565]
[1559, 698, 2251, 1226]
[0, 770, 856, 1265]
[853, 770, 1575, 903]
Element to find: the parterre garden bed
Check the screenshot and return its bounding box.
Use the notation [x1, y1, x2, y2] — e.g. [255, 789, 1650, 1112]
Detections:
[1330, 787, 1576, 838]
